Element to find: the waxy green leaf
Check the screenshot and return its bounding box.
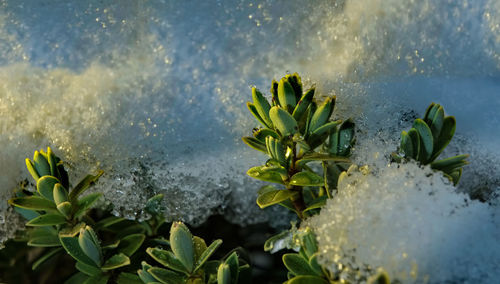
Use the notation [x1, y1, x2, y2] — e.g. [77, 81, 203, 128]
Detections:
[242, 137, 267, 153]
[118, 233, 145, 256]
[412, 119, 433, 163]
[37, 176, 60, 202]
[148, 267, 186, 284]
[307, 97, 335, 134]
[269, 106, 298, 136]
[247, 165, 285, 184]
[33, 150, 51, 177]
[195, 239, 223, 272]
[59, 234, 98, 267]
[247, 102, 269, 128]
[283, 253, 317, 276]
[9, 196, 57, 212]
[78, 226, 102, 266]
[26, 213, 66, 226]
[252, 87, 273, 128]
[278, 79, 297, 112]
[292, 88, 315, 121]
[146, 247, 187, 274]
[69, 171, 103, 202]
[289, 171, 324, 186]
[257, 189, 297, 209]
[101, 253, 130, 271]
[170, 222, 195, 273]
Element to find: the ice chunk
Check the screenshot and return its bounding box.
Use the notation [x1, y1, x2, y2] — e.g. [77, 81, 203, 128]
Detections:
[307, 159, 500, 283]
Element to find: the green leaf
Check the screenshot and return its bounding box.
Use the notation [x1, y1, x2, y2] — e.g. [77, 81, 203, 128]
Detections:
[303, 102, 317, 138]
[288, 275, 329, 284]
[300, 231, 318, 259]
[269, 106, 298, 136]
[336, 119, 355, 156]
[247, 102, 269, 128]
[308, 253, 323, 276]
[69, 171, 103, 202]
[407, 128, 420, 160]
[423, 102, 438, 124]
[194, 239, 223, 272]
[79, 226, 102, 267]
[148, 267, 186, 284]
[146, 247, 187, 274]
[242, 137, 267, 153]
[138, 261, 157, 283]
[57, 202, 72, 217]
[252, 87, 273, 128]
[431, 116, 456, 161]
[430, 154, 469, 171]
[448, 168, 463, 186]
[116, 272, 143, 284]
[289, 171, 324, 186]
[303, 197, 327, 213]
[247, 165, 285, 184]
[282, 253, 317, 276]
[430, 105, 444, 140]
[270, 79, 279, 106]
[117, 233, 145, 256]
[28, 235, 61, 247]
[253, 128, 280, 141]
[102, 239, 120, 250]
[224, 252, 239, 284]
[170, 222, 195, 273]
[193, 236, 207, 263]
[9, 196, 57, 212]
[74, 192, 103, 218]
[287, 73, 303, 102]
[26, 158, 40, 181]
[76, 261, 102, 276]
[101, 253, 130, 271]
[32, 247, 63, 270]
[400, 131, 414, 158]
[278, 79, 297, 112]
[307, 97, 335, 134]
[59, 234, 99, 267]
[296, 153, 350, 167]
[145, 194, 165, 215]
[412, 119, 433, 163]
[217, 263, 231, 284]
[37, 176, 60, 201]
[292, 88, 315, 121]
[26, 213, 66, 226]
[257, 189, 297, 209]
[94, 216, 127, 230]
[34, 150, 51, 177]
[47, 147, 60, 179]
[309, 120, 341, 137]
[53, 183, 69, 206]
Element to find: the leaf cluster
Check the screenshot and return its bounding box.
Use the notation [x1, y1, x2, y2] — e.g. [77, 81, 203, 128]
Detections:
[243, 73, 355, 219]
[396, 102, 468, 185]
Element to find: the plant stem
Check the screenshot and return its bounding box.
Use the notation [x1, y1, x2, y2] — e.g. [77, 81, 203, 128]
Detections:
[288, 141, 306, 219]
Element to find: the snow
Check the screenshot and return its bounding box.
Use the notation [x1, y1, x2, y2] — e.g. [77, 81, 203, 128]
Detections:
[0, 1, 498, 276]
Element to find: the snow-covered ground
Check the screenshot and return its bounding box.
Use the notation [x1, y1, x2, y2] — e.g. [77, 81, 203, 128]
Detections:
[0, 1, 498, 281]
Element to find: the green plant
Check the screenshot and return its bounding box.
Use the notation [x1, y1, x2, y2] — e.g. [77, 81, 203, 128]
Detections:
[138, 222, 250, 284]
[6, 148, 249, 284]
[394, 102, 468, 185]
[243, 73, 354, 219]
